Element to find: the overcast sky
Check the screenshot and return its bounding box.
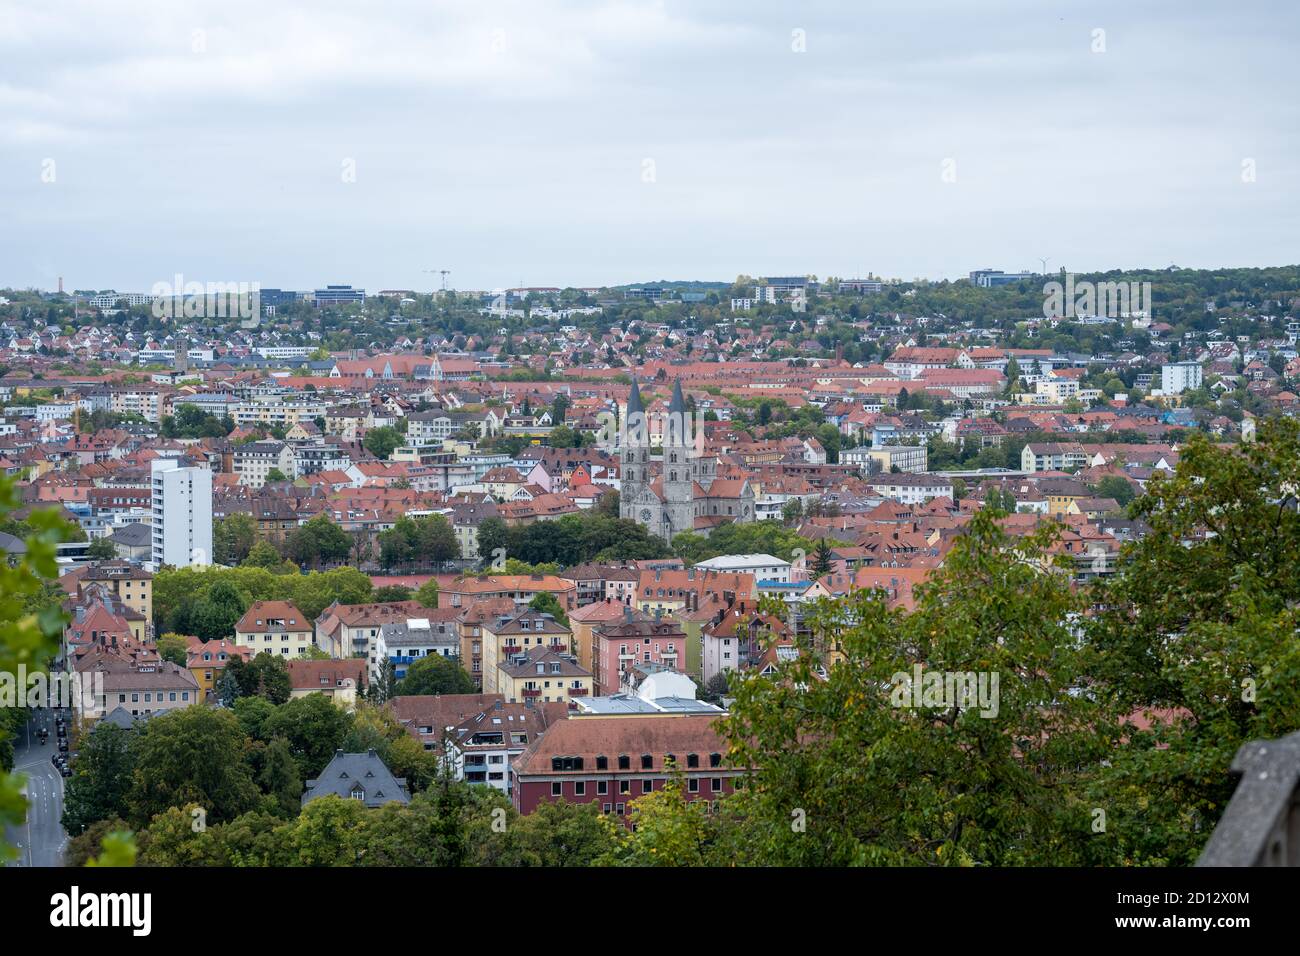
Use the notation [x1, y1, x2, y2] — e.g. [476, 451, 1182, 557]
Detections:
[2, 0, 1297, 293]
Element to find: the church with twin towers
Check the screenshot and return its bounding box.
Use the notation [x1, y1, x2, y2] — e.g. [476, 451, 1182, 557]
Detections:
[618, 379, 756, 542]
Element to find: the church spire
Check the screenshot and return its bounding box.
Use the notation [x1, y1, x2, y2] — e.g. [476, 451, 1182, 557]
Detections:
[627, 379, 644, 417]
[669, 378, 685, 415]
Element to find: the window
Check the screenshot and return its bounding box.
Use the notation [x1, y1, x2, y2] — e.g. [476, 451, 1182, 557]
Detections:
[712, 778, 722, 792]
[617, 754, 630, 770]
[596, 755, 608, 770]
[709, 752, 722, 768]
[574, 781, 586, 797]
[619, 780, 630, 794]
[551, 782, 562, 797]
[642, 779, 652, 794]
[640, 754, 653, 770]
[687, 753, 699, 768]
[597, 781, 608, 795]
[688, 778, 699, 793]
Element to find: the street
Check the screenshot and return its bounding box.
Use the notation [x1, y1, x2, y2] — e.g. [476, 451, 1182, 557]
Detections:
[3, 710, 67, 868]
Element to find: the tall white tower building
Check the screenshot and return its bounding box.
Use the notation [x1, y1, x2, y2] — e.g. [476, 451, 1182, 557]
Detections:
[151, 458, 213, 569]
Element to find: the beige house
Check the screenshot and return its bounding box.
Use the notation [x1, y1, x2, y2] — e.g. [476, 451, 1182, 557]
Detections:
[234, 600, 315, 658]
[77, 656, 201, 722]
[286, 659, 368, 709]
[495, 646, 592, 705]
[479, 609, 572, 695]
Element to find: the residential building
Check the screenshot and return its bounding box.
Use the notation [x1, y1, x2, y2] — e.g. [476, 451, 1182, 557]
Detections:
[495, 645, 593, 705]
[151, 457, 212, 569]
[234, 600, 315, 658]
[510, 714, 741, 820]
[302, 749, 409, 808]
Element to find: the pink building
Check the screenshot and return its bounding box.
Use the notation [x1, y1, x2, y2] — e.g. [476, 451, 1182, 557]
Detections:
[591, 609, 686, 694]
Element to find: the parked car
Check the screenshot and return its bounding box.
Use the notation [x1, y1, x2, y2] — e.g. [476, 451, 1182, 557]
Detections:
[57, 739, 67, 752]
[58, 765, 72, 778]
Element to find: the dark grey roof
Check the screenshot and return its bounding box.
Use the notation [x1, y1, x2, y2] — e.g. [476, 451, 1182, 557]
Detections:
[669, 378, 685, 414]
[107, 523, 152, 547]
[302, 749, 410, 808]
[99, 705, 147, 730]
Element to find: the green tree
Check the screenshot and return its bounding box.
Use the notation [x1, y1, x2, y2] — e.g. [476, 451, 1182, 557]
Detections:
[62, 723, 137, 836]
[1087, 418, 1300, 865]
[528, 590, 569, 626]
[262, 693, 354, 778]
[719, 509, 1108, 866]
[245, 652, 292, 704]
[394, 654, 475, 697]
[257, 737, 303, 818]
[155, 633, 188, 667]
[415, 579, 440, 608]
[476, 516, 509, 567]
[1093, 475, 1136, 509]
[810, 539, 835, 578]
[0, 480, 76, 861]
[127, 708, 261, 828]
[363, 426, 403, 460]
[285, 514, 353, 569]
[214, 513, 258, 566]
[242, 539, 285, 569]
[85, 536, 118, 560]
[188, 580, 246, 641]
[607, 769, 708, 866]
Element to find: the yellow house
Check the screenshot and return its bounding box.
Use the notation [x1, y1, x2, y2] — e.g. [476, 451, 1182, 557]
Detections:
[76, 562, 154, 627]
[495, 646, 593, 705]
[185, 636, 252, 702]
[480, 609, 572, 695]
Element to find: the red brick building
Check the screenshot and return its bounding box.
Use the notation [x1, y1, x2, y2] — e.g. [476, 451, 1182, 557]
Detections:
[510, 714, 743, 820]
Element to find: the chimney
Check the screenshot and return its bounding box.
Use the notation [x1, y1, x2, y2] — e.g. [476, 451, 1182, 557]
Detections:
[335, 749, 345, 758]
[367, 748, 377, 758]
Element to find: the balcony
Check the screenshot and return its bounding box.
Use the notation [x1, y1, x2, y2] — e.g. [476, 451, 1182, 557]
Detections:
[567, 687, 588, 697]
[502, 645, 522, 655]
[521, 688, 541, 698]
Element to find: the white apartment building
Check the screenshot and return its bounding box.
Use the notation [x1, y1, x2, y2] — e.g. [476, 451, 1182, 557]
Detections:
[1035, 377, 1080, 403]
[406, 412, 454, 446]
[230, 399, 327, 427]
[866, 473, 955, 505]
[1160, 361, 1203, 395]
[232, 441, 294, 487]
[694, 553, 792, 584]
[110, 389, 163, 423]
[151, 458, 213, 569]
